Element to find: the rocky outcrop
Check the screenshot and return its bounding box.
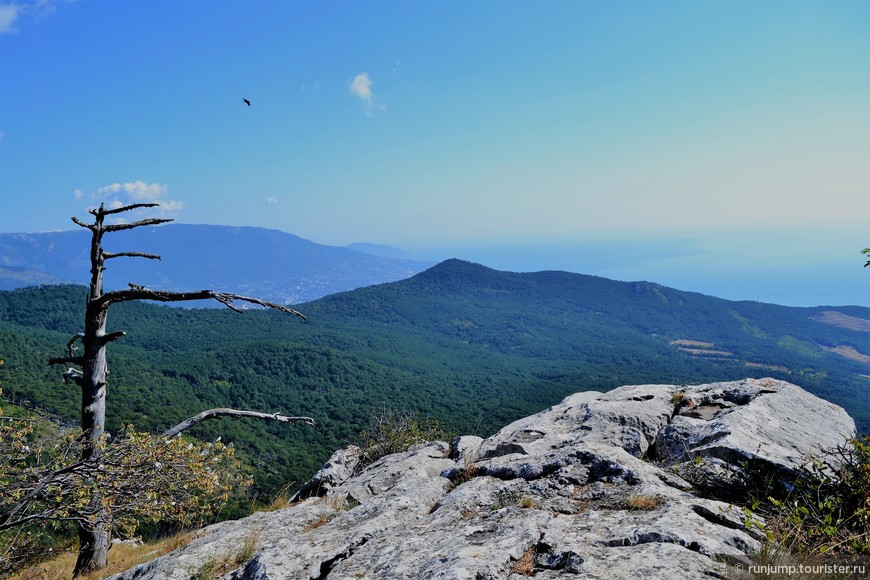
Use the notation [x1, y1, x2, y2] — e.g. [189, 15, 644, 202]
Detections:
[112, 379, 855, 579]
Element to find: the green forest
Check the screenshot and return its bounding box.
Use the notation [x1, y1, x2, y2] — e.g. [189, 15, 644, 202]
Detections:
[1, 260, 868, 497]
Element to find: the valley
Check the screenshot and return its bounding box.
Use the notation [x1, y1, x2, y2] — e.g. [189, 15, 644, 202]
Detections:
[0, 259, 868, 497]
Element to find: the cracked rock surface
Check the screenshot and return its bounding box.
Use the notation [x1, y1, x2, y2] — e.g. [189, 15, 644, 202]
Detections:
[111, 379, 855, 579]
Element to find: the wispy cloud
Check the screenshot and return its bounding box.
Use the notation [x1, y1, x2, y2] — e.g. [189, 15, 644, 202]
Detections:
[78, 180, 184, 222]
[0, 0, 69, 35]
[265, 196, 278, 205]
[0, 3, 21, 34]
[350, 72, 386, 117]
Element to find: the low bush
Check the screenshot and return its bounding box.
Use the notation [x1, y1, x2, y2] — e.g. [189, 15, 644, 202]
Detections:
[757, 436, 870, 556]
[356, 407, 450, 471]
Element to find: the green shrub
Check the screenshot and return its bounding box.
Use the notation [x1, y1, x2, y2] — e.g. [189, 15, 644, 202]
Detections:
[356, 407, 450, 471]
[761, 436, 870, 556]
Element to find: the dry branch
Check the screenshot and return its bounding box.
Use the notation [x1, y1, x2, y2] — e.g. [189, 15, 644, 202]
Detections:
[66, 333, 84, 356]
[61, 368, 84, 387]
[98, 285, 307, 319]
[104, 218, 173, 233]
[163, 408, 316, 439]
[102, 251, 162, 261]
[100, 331, 126, 345]
[98, 203, 159, 216]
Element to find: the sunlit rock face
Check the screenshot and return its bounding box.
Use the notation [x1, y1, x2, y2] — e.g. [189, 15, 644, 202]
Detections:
[112, 379, 855, 580]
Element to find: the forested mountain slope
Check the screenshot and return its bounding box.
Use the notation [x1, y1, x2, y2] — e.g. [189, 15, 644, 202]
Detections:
[0, 259, 867, 494]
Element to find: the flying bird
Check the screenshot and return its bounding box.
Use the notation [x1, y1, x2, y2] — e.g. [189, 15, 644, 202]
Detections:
[242, 98, 251, 106]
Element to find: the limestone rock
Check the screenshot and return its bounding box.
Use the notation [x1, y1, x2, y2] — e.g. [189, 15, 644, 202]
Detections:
[655, 378, 856, 498]
[290, 444, 362, 502]
[111, 378, 855, 580]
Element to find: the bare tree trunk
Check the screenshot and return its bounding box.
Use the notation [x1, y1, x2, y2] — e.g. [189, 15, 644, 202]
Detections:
[73, 319, 111, 575]
[74, 511, 109, 575]
[72, 208, 115, 576]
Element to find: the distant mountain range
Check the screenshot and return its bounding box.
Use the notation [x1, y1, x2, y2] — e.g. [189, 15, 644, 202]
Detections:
[0, 224, 435, 304]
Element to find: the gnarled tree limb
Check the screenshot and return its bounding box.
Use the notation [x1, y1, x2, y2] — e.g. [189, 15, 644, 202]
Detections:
[102, 251, 162, 261]
[163, 408, 316, 439]
[61, 368, 84, 387]
[47, 334, 86, 366]
[96, 285, 307, 319]
[104, 218, 173, 233]
[100, 331, 126, 345]
[66, 333, 85, 356]
[98, 203, 159, 216]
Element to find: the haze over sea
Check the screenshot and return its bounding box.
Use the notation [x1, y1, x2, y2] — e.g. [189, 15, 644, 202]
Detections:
[1, 1, 867, 307]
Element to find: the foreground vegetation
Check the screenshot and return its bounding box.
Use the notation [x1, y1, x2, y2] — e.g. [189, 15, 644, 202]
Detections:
[0, 377, 251, 576]
[10, 531, 196, 580]
[10, 413, 870, 578]
[756, 436, 870, 557]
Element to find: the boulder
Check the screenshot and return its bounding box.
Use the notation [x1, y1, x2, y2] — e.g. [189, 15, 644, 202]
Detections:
[290, 444, 362, 502]
[655, 378, 856, 498]
[111, 378, 855, 579]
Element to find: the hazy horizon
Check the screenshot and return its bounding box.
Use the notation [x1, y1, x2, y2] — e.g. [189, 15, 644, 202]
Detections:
[1, 1, 867, 308]
[3, 220, 865, 308]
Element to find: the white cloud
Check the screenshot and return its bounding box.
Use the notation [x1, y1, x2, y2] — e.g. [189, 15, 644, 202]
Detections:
[82, 180, 184, 221]
[0, 3, 20, 35]
[350, 73, 373, 102]
[159, 199, 185, 213]
[350, 72, 386, 116]
[96, 180, 168, 202]
[266, 196, 278, 205]
[0, 1, 68, 35]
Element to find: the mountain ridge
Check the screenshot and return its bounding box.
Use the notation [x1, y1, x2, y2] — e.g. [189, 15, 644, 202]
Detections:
[0, 224, 436, 304]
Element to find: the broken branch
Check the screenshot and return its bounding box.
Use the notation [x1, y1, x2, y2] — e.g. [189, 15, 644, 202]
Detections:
[99, 203, 160, 216]
[102, 251, 162, 261]
[98, 286, 307, 319]
[104, 218, 174, 233]
[163, 408, 316, 439]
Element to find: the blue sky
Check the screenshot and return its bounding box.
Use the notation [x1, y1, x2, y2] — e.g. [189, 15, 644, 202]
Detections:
[1, 1, 868, 306]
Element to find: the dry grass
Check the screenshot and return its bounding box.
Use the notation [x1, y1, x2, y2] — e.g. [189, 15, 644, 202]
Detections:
[624, 494, 664, 511]
[11, 531, 196, 580]
[325, 494, 351, 511]
[445, 454, 481, 493]
[509, 544, 536, 576]
[301, 512, 338, 533]
[190, 531, 259, 580]
[262, 482, 295, 512]
[300, 494, 356, 533]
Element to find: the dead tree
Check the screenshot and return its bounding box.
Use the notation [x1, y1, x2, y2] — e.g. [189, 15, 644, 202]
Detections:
[47, 203, 314, 576]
